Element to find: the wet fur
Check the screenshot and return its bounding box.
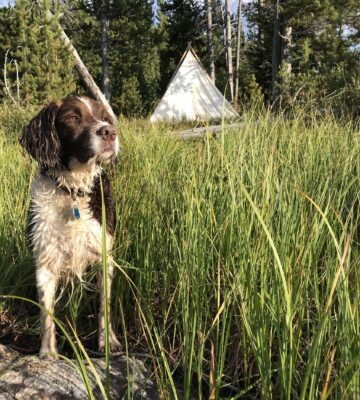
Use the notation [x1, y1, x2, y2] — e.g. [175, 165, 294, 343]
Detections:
[20, 96, 121, 359]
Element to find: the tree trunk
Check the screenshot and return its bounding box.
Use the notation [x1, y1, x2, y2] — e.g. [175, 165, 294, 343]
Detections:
[45, 9, 117, 122]
[100, 5, 110, 101]
[271, 0, 282, 105]
[281, 19, 292, 75]
[234, 0, 242, 106]
[257, 0, 265, 49]
[225, 0, 234, 103]
[206, 0, 215, 82]
[179, 122, 245, 140]
[271, 1, 292, 106]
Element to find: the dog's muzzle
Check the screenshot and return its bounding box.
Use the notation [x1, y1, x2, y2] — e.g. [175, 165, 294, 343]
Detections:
[96, 125, 117, 142]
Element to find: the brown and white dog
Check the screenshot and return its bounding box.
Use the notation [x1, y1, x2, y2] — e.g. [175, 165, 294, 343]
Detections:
[20, 96, 121, 359]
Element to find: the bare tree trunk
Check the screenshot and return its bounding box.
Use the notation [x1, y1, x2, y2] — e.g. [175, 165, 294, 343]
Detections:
[234, 0, 242, 106]
[257, 0, 265, 51]
[225, 0, 234, 103]
[271, 0, 282, 106]
[100, 4, 110, 101]
[281, 19, 292, 75]
[206, 0, 215, 82]
[3, 49, 17, 105]
[271, 1, 292, 106]
[45, 9, 117, 122]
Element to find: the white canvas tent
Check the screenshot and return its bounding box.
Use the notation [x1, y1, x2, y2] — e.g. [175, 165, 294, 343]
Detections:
[150, 45, 238, 122]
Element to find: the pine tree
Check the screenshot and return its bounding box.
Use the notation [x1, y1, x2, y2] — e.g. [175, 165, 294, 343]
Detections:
[0, 1, 29, 102]
[68, 1, 103, 95]
[70, 0, 161, 116]
[243, 0, 360, 107]
[78, 0, 111, 100]
[159, 0, 207, 90]
[277, 0, 360, 112]
[109, 0, 161, 116]
[0, 0, 75, 104]
[210, 0, 229, 94]
[243, 0, 274, 99]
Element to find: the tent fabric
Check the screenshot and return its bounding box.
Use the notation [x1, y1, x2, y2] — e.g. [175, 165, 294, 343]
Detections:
[150, 46, 238, 122]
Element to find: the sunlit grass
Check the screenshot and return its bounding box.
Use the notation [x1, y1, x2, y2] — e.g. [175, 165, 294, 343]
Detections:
[0, 105, 359, 399]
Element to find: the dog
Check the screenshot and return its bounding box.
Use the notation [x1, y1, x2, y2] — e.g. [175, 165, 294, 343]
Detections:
[20, 96, 121, 359]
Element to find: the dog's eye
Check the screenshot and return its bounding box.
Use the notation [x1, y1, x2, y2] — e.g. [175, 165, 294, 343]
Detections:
[70, 115, 80, 121]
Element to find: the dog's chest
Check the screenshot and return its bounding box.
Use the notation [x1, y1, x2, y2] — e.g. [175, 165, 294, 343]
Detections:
[30, 176, 111, 277]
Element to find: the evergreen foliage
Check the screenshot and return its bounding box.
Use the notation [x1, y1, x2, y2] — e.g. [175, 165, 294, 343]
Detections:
[71, 0, 160, 116]
[159, 0, 207, 90]
[243, 0, 274, 99]
[0, 0, 75, 105]
[243, 0, 360, 115]
[109, 0, 161, 116]
[0, 0, 359, 117]
[209, 0, 229, 94]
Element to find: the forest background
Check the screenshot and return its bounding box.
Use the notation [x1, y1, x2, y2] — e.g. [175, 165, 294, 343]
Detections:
[0, 0, 359, 119]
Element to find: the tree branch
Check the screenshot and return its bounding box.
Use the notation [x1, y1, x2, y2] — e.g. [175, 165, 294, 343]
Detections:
[44, 8, 117, 122]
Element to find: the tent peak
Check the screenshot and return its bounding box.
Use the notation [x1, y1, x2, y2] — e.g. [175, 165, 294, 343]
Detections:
[150, 47, 239, 123]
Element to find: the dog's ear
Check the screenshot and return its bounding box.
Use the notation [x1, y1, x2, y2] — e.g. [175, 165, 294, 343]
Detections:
[20, 102, 62, 169]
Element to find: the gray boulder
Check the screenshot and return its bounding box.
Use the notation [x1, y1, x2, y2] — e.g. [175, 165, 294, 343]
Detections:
[0, 344, 159, 399]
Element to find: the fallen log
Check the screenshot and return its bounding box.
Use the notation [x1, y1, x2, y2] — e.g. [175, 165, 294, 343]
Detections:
[0, 344, 158, 399]
[178, 122, 245, 140]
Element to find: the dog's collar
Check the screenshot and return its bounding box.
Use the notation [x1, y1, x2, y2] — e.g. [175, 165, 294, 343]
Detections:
[47, 174, 87, 198]
[46, 174, 86, 220]
[60, 185, 86, 199]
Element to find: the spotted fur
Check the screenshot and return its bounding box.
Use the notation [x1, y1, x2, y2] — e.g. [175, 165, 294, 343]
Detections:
[20, 96, 121, 359]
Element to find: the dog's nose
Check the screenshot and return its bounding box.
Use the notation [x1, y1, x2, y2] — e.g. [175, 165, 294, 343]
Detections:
[96, 125, 117, 141]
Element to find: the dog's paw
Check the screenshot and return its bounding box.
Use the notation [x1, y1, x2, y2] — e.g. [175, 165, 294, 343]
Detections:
[109, 334, 122, 352]
[39, 351, 59, 361]
[98, 331, 122, 353]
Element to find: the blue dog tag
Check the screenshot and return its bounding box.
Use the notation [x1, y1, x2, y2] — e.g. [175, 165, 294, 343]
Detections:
[73, 207, 80, 220]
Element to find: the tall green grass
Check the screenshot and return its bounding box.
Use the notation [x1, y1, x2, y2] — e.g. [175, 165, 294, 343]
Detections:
[0, 105, 359, 399]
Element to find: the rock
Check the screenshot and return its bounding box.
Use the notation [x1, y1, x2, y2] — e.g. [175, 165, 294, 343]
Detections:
[0, 345, 159, 399]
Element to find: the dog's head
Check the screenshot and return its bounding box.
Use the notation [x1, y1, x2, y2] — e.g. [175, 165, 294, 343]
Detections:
[20, 96, 119, 170]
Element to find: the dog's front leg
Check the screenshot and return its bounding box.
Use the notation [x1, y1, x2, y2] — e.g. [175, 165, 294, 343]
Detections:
[36, 268, 58, 360]
[98, 259, 121, 353]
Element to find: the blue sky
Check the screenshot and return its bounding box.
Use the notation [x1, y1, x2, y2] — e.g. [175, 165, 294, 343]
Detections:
[0, 0, 13, 6]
